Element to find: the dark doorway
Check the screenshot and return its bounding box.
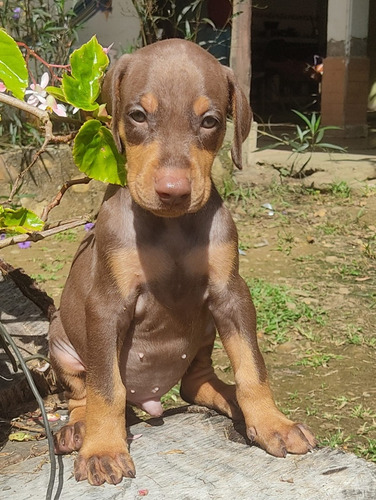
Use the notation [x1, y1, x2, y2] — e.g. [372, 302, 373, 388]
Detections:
[250, 0, 328, 123]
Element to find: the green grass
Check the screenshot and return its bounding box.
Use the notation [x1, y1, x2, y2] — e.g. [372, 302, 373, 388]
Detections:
[336, 262, 364, 277]
[160, 384, 183, 408]
[329, 181, 351, 198]
[54, 229, 78, 242]
[295, 349, 343, 368]
[351, 405, 376, 419]
[317, 222, 344, 236]
[318, 429, 351, 449]
[40, 262, 64, 273]
[31, 272, 59, 283]
[355, 439, 376, 462]
[346, 326, 364, 345]
[246, 278, 325, 344]
[218, 177, 254, 205]
[363, 235, 376, 260]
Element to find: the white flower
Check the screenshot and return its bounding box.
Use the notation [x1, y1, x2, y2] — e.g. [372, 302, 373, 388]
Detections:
[25, 72, 67, 117]
[39, 95, 67, 117]
[25, 72, 49, 107]
[102, 42, 114, 55]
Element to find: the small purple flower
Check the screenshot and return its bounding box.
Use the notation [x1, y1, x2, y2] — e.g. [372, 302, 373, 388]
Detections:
[0, 233, 6, 240]
[18, 241, 31, 249]
[84, 222, 95, 231]
[13, 7, 21, 20]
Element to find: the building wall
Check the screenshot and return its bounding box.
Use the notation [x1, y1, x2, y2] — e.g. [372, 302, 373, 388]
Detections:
[72, 0, 140, 58]
[368, 0, 376, 110]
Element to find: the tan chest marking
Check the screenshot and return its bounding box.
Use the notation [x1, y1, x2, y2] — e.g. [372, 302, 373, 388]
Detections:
[108, 247, 171, 298]
[183, 242, 237, 285]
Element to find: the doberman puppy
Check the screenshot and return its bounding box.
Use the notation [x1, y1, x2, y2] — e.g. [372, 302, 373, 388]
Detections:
[49, 39, 316, 486]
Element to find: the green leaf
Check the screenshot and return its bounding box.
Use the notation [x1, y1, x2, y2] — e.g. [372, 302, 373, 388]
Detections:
[292, 109, 311, 129]
[255, 142, 284, 152]
[317, 143, 347, 152]
[310, 112, 320, 133]
[315, 128, 325, 144]
[73, 120, 126, 185]
[312, 113, 321, 133]
[319, 125, 343, 131]
[296, 125, 304, 142]
[0, 206, 44, 234]
[0, 30, 28, 99]
[45, 85, 67, 103]
[62, 36, 109, 111]
[293, 143, 310, 153]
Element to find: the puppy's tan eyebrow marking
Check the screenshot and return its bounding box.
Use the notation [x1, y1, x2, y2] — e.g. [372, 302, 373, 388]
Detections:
[140, 92, 158, 113]
[193, 96, 210, 116]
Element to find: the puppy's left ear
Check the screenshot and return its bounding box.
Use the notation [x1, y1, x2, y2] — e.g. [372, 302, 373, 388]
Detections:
[222, 66, 252, 170]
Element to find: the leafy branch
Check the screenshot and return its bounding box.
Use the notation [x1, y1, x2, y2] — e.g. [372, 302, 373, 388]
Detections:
[0, 30, 127, 242]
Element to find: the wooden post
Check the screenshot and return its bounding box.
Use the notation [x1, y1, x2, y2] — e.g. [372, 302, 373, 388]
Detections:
[230, 0, 252, 98]
[230, 1, 255, 166]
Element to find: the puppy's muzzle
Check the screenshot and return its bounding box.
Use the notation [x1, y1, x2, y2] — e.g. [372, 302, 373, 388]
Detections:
[154, 173, 191, 207]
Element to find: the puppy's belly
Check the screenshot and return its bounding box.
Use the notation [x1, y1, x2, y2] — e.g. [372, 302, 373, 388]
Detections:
[120, 312, 212, 417]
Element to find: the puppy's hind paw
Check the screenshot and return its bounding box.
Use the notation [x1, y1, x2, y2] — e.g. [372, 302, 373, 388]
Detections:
[54, 421, 86, 455]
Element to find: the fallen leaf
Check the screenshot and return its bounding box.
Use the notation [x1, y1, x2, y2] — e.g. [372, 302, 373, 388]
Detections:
[127, 433, 143, 441]
[159, 449, 185, 455]
[9, 432, 37, 442]
[314, 209, 326, 217]
[280, 477, 294, 484]
[38, 412, 60, 422]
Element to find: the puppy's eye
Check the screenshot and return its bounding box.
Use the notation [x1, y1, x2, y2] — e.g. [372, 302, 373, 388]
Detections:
[129, 110, 147, 123]
[201, 115, 218, 129]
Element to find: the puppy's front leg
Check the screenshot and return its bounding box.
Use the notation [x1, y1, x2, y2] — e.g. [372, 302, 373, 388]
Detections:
[208, 274, 316, 457]
[74, 292, 136, 485]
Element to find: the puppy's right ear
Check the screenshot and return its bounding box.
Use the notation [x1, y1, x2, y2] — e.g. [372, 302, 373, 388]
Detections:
[101, 54, 132, 153]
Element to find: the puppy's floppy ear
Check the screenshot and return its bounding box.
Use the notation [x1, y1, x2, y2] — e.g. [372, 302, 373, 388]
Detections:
[101, 54, 132, 153]
[222, 66, 252, 170]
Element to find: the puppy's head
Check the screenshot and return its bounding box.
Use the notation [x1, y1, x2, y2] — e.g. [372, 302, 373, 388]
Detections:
[103, 39, 251, 217]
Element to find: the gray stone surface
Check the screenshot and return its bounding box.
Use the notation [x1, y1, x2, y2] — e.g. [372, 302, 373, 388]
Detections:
[1, 411, 376, 500]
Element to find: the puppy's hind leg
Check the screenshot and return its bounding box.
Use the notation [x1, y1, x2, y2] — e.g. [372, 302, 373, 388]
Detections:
[180, 325, 242, 421]
[49, 311, 87, 454]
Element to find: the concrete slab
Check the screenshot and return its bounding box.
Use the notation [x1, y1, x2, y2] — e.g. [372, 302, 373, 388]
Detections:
[2, 410, 376, 500]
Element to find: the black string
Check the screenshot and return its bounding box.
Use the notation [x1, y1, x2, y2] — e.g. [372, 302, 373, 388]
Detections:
[0, 321, 57, 500]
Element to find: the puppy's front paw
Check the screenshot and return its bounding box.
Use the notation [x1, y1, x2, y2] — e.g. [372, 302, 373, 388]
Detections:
[247, 413, 316, 457]
[74, 450, 136, 485]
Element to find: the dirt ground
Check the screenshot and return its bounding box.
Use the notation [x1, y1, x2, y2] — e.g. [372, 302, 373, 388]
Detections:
[1, 143, 376, 464]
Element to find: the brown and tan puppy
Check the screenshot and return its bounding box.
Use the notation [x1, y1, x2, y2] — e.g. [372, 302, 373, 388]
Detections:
[49, 39, 315, 486]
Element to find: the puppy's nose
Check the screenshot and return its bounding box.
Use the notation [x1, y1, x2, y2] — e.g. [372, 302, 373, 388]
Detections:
[155, 175, 191, 205]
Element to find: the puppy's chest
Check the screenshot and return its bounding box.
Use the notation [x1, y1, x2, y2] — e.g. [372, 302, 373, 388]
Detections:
[109, 244, 210, 303]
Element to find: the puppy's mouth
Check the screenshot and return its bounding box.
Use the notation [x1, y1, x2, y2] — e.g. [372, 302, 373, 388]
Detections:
[129, 182, 209, 218]
[138, 194, 199, 218]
